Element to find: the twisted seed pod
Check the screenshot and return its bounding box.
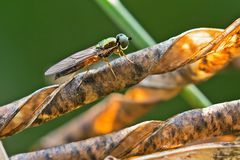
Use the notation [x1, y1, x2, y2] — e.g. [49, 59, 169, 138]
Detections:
[0, 19, 239, 143]
[10, 100, 240, 160]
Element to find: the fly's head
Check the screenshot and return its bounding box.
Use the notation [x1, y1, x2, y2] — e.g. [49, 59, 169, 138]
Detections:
[116, 33, 132, 50]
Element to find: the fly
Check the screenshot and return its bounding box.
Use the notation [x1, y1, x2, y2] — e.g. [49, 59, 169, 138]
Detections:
[45, 33, 133, 80]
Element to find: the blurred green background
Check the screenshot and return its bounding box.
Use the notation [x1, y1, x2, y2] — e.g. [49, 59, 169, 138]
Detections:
[0, 0, 239, 156]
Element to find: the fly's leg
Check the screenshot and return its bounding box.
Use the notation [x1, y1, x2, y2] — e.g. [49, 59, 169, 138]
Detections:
[102, 57, 117, 78]
[117, 49, 134, 63]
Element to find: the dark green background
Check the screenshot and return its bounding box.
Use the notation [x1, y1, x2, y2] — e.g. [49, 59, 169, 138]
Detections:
[0, 0, 239, 156]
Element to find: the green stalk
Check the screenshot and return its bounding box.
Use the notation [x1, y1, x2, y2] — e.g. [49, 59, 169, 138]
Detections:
[181, 84, 211, 108]
[96, 0, 211, 108]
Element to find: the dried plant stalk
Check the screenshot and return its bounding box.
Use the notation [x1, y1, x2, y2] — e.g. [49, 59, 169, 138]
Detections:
[10, 99, 240, 160]
[37, 20, 240, 148]
[36, 88, 180, 148]
[123, 100, 240, 158]
[0, 19, 239, 140]
[125, 141, 240, 160]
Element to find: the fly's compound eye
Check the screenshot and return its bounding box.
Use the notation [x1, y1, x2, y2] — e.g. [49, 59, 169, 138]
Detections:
[116, 33, 131, 50]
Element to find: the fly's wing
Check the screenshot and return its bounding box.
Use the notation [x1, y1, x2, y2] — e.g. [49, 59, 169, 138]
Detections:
[45, 46, 99, 78]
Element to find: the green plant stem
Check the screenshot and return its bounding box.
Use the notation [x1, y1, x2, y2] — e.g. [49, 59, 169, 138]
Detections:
[181, 84, 211, 108]
[96, 0, 211, 108]
[0, 141, 8, 160]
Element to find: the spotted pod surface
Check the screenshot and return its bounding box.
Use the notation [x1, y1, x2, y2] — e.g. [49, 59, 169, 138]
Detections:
[125, 100, 240, 158]
[127, 141, 240, 160]
[10, 100, 240, 160]
[10, 121, 161, 160]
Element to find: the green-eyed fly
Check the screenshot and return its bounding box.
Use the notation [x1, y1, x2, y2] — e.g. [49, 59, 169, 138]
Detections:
[45, 33, 133, 80]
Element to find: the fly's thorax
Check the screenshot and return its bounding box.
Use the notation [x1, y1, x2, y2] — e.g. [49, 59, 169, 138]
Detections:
[96, 37, 117, 49]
